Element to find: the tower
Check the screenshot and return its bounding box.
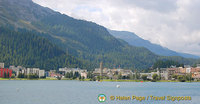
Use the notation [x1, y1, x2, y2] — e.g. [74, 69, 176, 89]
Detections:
[100, 62, 103, 77]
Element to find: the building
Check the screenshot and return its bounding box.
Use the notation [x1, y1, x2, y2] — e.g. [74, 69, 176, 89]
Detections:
[26, 68, 45, 77]
[157, 68, 169, 80]
[93, 68, 133, 79]
[167, 68, 179, 79]
[179, 67, 186, 74]
[191, 67, 200, 73]
[93, 68, 109, 76]
[39, 70, 45, 78]
[165, 66, 199, 80]
[191, 67, 200, 79]
[49, 70, 62, 78]
[6, 65, 46, 78]
[186, 67, 191, 73]
[0, 68, 12, 78]
[119, 69, 133, 77]
[49, 70, 57, 77]
[27, 68, 39, 75]
[0, 63, 4, 68]
[161, 70, 168, 80]
[9, 66, 27, 77]
[140, 73, 152, 79]
[140, 69, 169, 80]
[59, 67, 87, 74]
[9, 66, 18, 72]
[81, 72, 87, 78]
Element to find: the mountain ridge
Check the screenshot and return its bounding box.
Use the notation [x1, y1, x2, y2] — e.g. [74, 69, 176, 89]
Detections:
[0, 0, 198, 70]
[108, 29, 199, 59]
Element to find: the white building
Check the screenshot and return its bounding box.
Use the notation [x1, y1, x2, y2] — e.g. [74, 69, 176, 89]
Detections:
[9, 66, 27, 77]
[186, 68, 191, 73]
[39, 70, 45, 78]
[0, 63, 4, 68]
[59, 67, 87, 74]
[81, 72, 87, 78]
[10, 66, 19, 72]
[161, 70, 168, 80]
[27, 68, 45, 77]
[27, 68, 40, 75]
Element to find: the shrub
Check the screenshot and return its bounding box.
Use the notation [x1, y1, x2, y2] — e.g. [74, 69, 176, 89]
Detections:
[178, 75, 186, 82]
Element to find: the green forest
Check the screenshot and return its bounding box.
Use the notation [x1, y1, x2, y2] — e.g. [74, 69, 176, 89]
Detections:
[0, 0, 199, 71]
[153, 60, 184, 69]
[0, 27, 89, 70]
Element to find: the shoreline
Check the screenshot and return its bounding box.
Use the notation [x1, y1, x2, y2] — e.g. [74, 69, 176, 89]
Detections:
[0, 78, 199, 82]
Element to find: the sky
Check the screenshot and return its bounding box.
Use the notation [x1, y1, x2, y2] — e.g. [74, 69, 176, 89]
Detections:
[33, 0, 200, 56]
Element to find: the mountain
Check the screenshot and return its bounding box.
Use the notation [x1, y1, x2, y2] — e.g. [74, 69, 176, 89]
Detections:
[108, 30, 199, 59]
[0, 27, 86, 70]
[0, 0, 197, 70]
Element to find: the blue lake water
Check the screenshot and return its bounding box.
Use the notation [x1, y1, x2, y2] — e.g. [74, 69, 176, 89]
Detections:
[0, 80, 199, 104]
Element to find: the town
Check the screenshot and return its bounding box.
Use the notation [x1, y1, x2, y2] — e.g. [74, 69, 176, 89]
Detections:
[0, 62, 200, 82]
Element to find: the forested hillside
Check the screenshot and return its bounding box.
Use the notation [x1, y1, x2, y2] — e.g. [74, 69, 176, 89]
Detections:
[0, 0, 198, 70]
[0, 27, 87, 70]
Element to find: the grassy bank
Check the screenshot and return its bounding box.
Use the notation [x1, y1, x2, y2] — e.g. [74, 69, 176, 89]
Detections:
[102, 79, 146, 82]
[0, 78, 199, 82]
[105, 79, 200, 82]
[0, 77, 57, 80]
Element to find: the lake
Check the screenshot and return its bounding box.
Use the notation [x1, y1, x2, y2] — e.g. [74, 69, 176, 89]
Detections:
[0, 80, 199, 104]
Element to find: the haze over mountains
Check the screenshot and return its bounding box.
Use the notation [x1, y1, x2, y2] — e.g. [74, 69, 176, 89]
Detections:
[0, 0, 198, 70]
[108, 30, 200, 59]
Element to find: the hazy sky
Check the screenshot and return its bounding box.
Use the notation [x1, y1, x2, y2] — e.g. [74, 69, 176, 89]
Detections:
[33, 0, 200, 56]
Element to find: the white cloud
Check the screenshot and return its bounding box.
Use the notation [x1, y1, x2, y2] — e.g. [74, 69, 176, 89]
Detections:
[33, 0, 200, 56]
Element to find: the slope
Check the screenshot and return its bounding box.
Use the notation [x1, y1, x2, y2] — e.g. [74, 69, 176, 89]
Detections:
[0, 27, 86, 70]
[108, 30, 199, 59]
[0, 0, 197, 69]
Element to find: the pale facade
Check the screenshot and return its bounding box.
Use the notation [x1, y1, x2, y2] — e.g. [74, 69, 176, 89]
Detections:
[0, 63, 4, 68]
